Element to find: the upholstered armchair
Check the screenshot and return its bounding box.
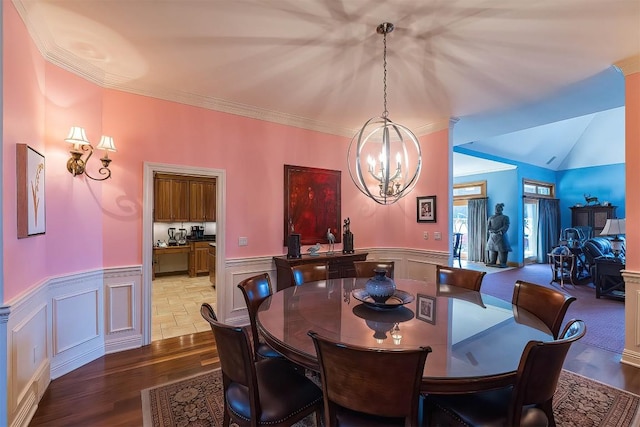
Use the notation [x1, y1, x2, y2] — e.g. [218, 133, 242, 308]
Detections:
[582, 237, 626, 299]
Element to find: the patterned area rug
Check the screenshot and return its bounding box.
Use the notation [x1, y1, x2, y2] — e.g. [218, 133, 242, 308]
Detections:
[141, 368, 640, 426]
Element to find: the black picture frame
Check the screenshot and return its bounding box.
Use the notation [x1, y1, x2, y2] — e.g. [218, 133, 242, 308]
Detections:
[416, 294, 436, 324]
[417, 195, 436, 223]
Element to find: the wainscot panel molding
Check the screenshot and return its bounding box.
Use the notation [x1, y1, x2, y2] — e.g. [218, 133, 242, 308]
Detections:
[622, 269, 640, 367]
[4, 266, 142, 427]
[104, 266, 143, 354]
[222, 256, 277, 326]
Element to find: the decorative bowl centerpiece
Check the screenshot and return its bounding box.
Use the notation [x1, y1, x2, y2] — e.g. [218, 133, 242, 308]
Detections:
[365, 268, 396, 303]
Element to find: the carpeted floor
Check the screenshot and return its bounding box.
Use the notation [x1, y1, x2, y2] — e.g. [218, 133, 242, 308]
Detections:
[480, 262, 625, 353]
[141, 368, 640, 427]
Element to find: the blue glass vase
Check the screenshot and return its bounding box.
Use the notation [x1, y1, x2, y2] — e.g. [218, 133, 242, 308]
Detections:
[365, 268, 396, 304]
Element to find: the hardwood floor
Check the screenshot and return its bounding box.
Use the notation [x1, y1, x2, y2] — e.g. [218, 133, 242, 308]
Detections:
[29, 332, 220, 427]
[29, 330, 640, 426]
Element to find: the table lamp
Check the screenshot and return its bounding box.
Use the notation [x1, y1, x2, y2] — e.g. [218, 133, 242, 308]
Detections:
[600, 218, 626, 257]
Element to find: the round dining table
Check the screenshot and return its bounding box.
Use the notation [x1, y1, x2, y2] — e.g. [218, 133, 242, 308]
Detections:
[256, 277, 553, 394]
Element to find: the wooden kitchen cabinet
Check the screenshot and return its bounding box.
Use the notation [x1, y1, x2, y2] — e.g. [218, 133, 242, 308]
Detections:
[154, 174, 190, 222]
[189, 179, 216, 222]
[209, 244, 216, 287]
[189, 241, 210, 277]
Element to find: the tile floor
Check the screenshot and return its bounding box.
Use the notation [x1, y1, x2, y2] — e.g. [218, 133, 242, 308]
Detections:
[151, 274, 217, 341]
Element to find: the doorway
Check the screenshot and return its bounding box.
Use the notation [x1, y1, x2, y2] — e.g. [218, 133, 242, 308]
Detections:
[524, 198, 539, 263]
[142, 163, 225, 345]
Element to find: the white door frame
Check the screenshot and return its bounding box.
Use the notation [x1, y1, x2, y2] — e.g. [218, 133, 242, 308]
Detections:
[141, 162, 226, 344]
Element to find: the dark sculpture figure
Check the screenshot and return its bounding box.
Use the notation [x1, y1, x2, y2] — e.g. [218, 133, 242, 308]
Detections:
[343, 217, 354, 254]
[486, 203, 511, 268]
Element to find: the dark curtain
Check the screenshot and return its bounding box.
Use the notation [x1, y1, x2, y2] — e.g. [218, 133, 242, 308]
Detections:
[537, 198, 560, 263]
[467, 198, 488, 262]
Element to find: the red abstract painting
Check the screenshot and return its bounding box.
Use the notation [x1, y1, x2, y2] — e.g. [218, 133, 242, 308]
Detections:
[284, 165, 341, 246]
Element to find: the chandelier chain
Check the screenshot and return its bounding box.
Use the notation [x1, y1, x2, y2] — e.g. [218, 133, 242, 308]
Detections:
[382, 29, 388, 119]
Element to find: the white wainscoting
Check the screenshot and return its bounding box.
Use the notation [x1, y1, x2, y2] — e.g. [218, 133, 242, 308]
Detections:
[622, 270, 640, 367]
[5, 266, 142, 427]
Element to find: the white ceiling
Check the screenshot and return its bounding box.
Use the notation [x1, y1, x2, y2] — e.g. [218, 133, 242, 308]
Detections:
[14, 0, 639, 172]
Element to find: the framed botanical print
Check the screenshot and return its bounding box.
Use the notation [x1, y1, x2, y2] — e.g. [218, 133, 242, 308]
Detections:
[417, 195, 436, 223]
[284, 165, 341, 246]
[17, 144, 46, 238]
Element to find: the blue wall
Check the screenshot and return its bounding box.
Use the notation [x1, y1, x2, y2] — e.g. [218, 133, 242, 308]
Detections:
[557, 163, 626, 228]
[454, 161, 625, 265]
[454, 169, 520, 264]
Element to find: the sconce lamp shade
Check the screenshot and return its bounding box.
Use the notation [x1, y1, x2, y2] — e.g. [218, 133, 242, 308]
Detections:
[600, 218, 626, 236]
[65, 126, 90, 145]
[97, 136, 117, 152]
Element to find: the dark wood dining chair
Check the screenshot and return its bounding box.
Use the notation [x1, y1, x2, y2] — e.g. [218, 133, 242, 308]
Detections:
[290, 262, 329, 286]
[308, 330, 431, 427]
[200, 303, 323, 427]
[353, 260, 395, 278]
[425, 319, 586, 427]
[237, 273, 282, 360]
[512, 280, 577, 339]
[436, 265, 487, 292]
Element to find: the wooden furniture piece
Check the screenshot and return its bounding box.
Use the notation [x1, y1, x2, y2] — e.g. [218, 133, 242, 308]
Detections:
[272, 251, 368, 291]
[436, 265, 486, 292]
[308, 331, 431, 427]
[547, 252, 575, 288]
[152, 245, 190, 279]
[425, 319, 586, 427]
[353, 261, 395, 279]
[189, 178, 216, 221]
[208, 244, 216, 287]
[512, 280, 576, 339]
[237, 273, 282, 360]
[570, 205, 617, 236]
[594, 258, 625, 300]
[154, 173, 216, 222]
[291, 262, 329, 286]
[188, 240, 210, 277]
[257, 278, 553, 394]
[154, 174, 190, 222]
[200, 303, 323, 427]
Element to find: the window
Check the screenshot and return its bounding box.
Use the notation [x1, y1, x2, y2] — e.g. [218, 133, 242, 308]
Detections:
[453, 181, 486, 199]
[453, 181, 487, 259]
[523, 179, 554, 198]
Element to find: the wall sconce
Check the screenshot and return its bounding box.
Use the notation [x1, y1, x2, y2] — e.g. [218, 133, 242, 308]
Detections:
[65, 126, 116, 181]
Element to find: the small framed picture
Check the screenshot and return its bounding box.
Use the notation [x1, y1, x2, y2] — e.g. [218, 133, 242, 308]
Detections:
[17, 144, 46, 238]
[417, 195, 436, 223]
[416, 294, 436, 324]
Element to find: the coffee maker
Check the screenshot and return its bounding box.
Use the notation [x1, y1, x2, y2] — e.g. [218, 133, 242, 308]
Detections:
[190, 225, 205, 239]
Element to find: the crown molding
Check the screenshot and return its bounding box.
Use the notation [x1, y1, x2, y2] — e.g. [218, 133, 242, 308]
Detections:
[615, 55, 640, 76]
[14, 0, 452, 139]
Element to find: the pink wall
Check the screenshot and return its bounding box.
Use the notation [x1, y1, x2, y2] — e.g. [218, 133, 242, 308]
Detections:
[625, 71, 639, 270]
[2, 1, 449, 302]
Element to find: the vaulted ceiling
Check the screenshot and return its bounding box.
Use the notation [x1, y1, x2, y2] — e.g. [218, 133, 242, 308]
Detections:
[14, 0, 639, 173]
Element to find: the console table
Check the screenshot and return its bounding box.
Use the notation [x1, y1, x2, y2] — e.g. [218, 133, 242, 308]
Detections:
[272, 251, 368, 291]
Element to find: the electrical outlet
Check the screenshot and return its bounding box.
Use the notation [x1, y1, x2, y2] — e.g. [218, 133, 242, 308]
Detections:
[434, 231, 442, 240]
[239, 237, 248, 246]
[423, 231, 429, 240]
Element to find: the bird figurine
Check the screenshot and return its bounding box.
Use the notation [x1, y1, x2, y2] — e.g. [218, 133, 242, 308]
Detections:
[327, 228, 336, 255]
[307, 243, 321, 256]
